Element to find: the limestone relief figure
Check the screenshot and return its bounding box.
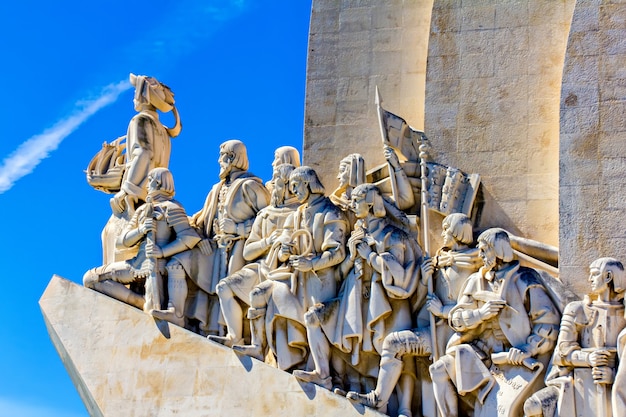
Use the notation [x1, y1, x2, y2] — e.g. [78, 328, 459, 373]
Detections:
[266, 146, 301, 192]
[87, 74, 182, 265]
[83, 168, 200, 312]
[429, 228, 561, 417]
[208, 163, 300, 348]
[153, 140, 270, 334]
[293, 183, 422, 416]
[524, 257, 626, 417]
[234, 166, 349, 371]
[347, 213, 481, 416]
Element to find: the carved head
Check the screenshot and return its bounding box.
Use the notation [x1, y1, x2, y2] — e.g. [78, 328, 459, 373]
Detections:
[129, 73, 181, 137]
[477, 228, 514, 271]
[219, 140, 249, 179]
[442, 213, 473, 247]
[289, 166, 325, 203]
[130, 74, 175, 112]
[270, 163, 296, 207]
[351, 183, 385, 219]
[272, 146, 301, 169]
[147, 167, 175, 199]
[337, 153, 366, 191]
[589, 257, 626, 295]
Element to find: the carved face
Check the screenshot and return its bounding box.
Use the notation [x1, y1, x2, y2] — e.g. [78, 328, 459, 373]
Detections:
[271, 171, 287, 207]
[478, 241, 497, 271]
[337, 162, 350, 189]
[147, 173, 161, 195]
[291, 178, 310, 203]
[218, 150, 234, 179]
[589, 265, 610, 294]
[441, 222, 455, 247]
[272, 151, 282, 169]
[350, 193, 370, 219]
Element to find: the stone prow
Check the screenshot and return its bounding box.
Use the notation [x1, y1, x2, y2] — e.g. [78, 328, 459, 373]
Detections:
[40, 275, 385, 417]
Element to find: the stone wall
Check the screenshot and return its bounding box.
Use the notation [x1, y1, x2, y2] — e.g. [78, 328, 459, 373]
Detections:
[304, 0, 626, 293]
[303, 0, 432, 188]
[560, 0, 626, 295]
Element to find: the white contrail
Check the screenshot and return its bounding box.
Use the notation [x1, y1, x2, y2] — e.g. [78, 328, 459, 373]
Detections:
[0, 80, 131, 194]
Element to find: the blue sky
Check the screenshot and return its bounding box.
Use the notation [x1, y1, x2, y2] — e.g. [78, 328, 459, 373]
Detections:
[0, 1, 311, 415]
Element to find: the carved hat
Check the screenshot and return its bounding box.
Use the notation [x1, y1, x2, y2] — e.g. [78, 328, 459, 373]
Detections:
[340, 153, 366, 188]
[130, 73, 182, 138]
[352, 183, 385, 217]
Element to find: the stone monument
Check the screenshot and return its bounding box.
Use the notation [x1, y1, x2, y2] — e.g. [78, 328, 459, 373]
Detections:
[41, 2, 626, 417]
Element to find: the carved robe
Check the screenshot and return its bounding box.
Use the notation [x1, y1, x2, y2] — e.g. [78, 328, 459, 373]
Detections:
[223, 201, 298, 302]
[173, 171, 269, 331]
[103, 110, 172, 263]
[542, 299, 626, 417]
[313, 217, 422, 373]
[443, 262, 560, 404]
[263, 195, 348, 370]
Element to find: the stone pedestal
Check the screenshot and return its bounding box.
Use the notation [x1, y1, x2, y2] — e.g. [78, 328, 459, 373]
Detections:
[40, 275, 385, 417]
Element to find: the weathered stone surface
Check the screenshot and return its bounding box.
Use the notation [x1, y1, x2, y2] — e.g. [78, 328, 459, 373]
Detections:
[40, 275, 385, 417]
[304, 0, 431, 193]
[560, 0, 626, 295]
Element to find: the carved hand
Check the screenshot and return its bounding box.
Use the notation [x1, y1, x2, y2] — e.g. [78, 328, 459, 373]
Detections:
[507, 347, 531, 366]
[421, 258, 435, 283]
[266, 230, 281, 247]
[592, 366, 614, 384]
[383, 145, 400, 169]
[478, 299, 506, 321]
[111, 190, 127, 214]
[356, 241, 372, 260]
[280, 242, 293, 260]
[197, 239, 213, 256]
[426, 294, 444, 318]
[437, 253, 453, 267]
[140, 218, 154, 236]
[289, 255, 313, 272]
[219, 218, 237, 234]
[589, 349, 611, 367]
[146, 241, 163, 259]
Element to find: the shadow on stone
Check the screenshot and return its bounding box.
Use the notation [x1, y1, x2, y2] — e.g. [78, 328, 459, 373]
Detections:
[233, 350, 254, 372]
[296, 379, 319, 400]
[153, 318, 171, 339]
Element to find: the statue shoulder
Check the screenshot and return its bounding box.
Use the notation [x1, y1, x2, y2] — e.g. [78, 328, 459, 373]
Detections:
[516, 265, 543, 288]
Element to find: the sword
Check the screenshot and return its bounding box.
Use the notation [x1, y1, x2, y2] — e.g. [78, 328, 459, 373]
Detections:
[143, 196, 162, 312]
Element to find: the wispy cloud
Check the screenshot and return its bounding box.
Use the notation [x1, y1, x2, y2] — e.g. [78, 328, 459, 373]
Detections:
[0, 397, 86, 417]
[0, 80, 131, 194]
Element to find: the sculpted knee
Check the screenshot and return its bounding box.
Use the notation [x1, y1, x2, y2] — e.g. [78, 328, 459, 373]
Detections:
[83, 269, 99, 289]
[523, 395, 544, 417]
[249, 286, 267, 308]
[429, 358, 449, 383]
[216, 280, 232, 297]
[382, 333, 404, 357]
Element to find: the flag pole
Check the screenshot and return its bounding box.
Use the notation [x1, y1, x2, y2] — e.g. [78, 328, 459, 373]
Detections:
[418, 133, 438, 363]
[375, 87, 400, 204]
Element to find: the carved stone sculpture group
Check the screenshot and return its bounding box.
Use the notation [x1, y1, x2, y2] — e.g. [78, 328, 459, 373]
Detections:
[83, 75, 626, 417]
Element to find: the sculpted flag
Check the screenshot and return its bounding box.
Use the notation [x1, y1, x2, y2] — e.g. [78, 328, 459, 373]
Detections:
[376, 89, 480, 217]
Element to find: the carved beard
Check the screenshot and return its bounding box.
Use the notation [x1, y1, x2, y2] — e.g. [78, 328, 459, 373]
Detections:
[219, 164, 232, 180]
[271, 187, 284, 207]
[482, 254, 497, 272]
